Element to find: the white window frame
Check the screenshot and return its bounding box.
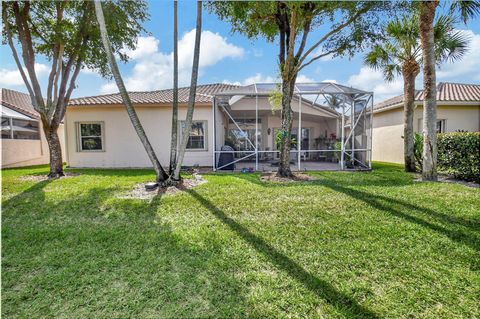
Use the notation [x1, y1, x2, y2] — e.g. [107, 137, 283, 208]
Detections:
[179, 120, 208, 151]
[76, 121, 105, 152]
[436, 119, 446, 133]
[418, 118, 447, 133]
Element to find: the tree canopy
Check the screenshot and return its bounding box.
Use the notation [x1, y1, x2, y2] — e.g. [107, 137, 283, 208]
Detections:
[2, 1, 148, 79]
[206, 1, 396, 73]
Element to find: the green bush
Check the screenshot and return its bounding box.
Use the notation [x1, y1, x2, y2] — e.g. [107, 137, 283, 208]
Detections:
[412, 132, 479, 182]
[437, 132, 480, 182]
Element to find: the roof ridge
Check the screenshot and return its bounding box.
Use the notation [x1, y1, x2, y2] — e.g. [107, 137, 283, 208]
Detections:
[70, 82, 241, 101]
[438, 81, 480, 87]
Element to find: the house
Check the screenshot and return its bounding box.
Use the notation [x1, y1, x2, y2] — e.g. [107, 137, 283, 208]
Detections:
[372, 82, 480, 164]
[66, 82, 373, 171]
[1, 88, 65, 168]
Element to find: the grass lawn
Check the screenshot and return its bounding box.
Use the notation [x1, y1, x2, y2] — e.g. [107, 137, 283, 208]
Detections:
[2, 163, 479, 318]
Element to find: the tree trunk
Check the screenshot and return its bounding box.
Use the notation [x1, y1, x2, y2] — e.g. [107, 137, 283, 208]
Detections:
[169, 0, 178, 175]
[94, 0, 168, 183]
[277, 78, 296, 178]
[43, 122, 64, 178]
[402, 61, 419, 173]
[173, 1, 202, 180]
[419, 1, 439, 181]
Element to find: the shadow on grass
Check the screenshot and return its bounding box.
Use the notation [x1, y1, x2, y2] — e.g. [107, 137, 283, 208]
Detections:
[187, 188, 380, 319]
[315, 177, 480, 255]
[232, 170, 479, 240]
[2, 181, 248, 317]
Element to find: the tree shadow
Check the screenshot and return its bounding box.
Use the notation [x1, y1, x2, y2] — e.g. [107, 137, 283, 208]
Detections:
[230, 170, 479, 233]
[2, 182, 248, 318]
[187, 188, 380, 319]
[316, 177, 480, 255]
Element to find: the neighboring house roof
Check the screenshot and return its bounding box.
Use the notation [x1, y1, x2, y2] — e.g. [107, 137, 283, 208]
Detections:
[373, 82, 480, 113]
[68, 83, 240, 106]
[1, 88, 40, 119]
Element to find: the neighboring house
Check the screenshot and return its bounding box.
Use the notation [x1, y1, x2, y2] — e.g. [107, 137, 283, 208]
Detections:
[372, 82, 480, 164]
[1, 88, 65, 168]
[66, 83, 346, 170]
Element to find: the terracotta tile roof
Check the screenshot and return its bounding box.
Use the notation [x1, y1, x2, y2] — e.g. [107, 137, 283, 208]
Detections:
[68, 83, 240, 106]
[373, 82, 480, 112]
[1, 88, 40, 119]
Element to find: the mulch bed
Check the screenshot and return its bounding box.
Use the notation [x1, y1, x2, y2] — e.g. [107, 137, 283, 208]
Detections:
[260, 172, 317, 183]
[18, 172, 81, 182]
[118, 173, 207, 200]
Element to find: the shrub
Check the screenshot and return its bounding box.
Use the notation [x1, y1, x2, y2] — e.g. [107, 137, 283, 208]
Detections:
[437, 132, 480, 182]
[412, 132, 479, 182]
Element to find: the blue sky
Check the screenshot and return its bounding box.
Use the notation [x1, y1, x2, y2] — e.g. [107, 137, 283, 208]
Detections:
[1, 1, 479, 103]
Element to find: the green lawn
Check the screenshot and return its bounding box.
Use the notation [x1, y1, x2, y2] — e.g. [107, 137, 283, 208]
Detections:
[2, 163, 479, 318]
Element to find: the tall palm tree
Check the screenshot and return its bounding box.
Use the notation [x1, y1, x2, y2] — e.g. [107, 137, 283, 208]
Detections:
[173, 1, 202, 180]
[419, 0, 480, 181]
[365, 14, 469, 172]
[94, 0, 168, 183]
[169, 0, 179, 175]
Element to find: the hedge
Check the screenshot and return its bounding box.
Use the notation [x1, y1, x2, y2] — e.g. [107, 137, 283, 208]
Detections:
[437, 132, 480, 182]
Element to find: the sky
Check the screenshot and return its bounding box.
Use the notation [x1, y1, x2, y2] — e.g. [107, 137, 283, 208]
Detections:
[1, 1, 479, 103]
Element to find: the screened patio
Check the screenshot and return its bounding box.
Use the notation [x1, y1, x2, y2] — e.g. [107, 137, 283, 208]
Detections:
[212, 82, 373, 172]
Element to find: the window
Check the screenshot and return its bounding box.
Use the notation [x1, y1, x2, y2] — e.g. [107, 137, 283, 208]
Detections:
[180, 121, 207, 150]
[436, 119, 446, 133]
[77, 122, 104, 151]
[1, 117, 40, 140]
[418, 119, 447, 133]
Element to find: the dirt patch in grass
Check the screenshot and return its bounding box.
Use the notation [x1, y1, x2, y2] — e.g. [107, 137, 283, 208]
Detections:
[414, 174, 479, 188]
[119, 173, 207, 200]
[260, 172, 317, 183]
[18, 172, 81, 182]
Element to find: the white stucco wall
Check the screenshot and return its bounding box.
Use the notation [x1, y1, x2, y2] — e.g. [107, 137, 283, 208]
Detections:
[372, 108, 404, 164]
[372, 104, 480, 164]
[66, 97, 341, 168]
[65, 103, 214, 168]
[2, 122, 65, 168]
[415, 105, 480, 133]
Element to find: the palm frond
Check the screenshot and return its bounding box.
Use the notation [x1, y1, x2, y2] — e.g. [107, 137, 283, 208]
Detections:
[433, 14, 471, 63]
[449, 0, 480, 23]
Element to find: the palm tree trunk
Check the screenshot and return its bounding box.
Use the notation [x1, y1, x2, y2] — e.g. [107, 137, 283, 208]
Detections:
[94, 0, 168, 182]
[169, 0, 178, 175]
[173, 1, 202, 180]
[277, 78, 296, 178]
[402, 61, 419, 172]
[419, 0, 439, 181]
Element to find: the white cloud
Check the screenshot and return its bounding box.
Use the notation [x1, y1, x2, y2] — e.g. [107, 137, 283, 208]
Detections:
[0, 63, 49, 87]
[322, 79, 337, 83]
[437, 29, 480, 82]
[296, 74, 315, 83]
[347, 66, 406, 102]
[101, 30, 245, 94]
[223, 73, 317, 87]
[124, 36, 159, 60]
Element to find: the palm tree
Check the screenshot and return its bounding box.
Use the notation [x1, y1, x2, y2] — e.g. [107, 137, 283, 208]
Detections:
[419, 0, 480, 181]
[324, 94, 343, 110]
[365, 14, 469, 172]
[94, 0, 168, 183]
[169, 0, 179, 175]
[173, 1, 202, 180]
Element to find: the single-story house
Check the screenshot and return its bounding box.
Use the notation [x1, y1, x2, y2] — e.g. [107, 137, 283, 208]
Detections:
[1, 88, 65, 168]
[66, 82, 372, 171]
[372, 82, 480, 164]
